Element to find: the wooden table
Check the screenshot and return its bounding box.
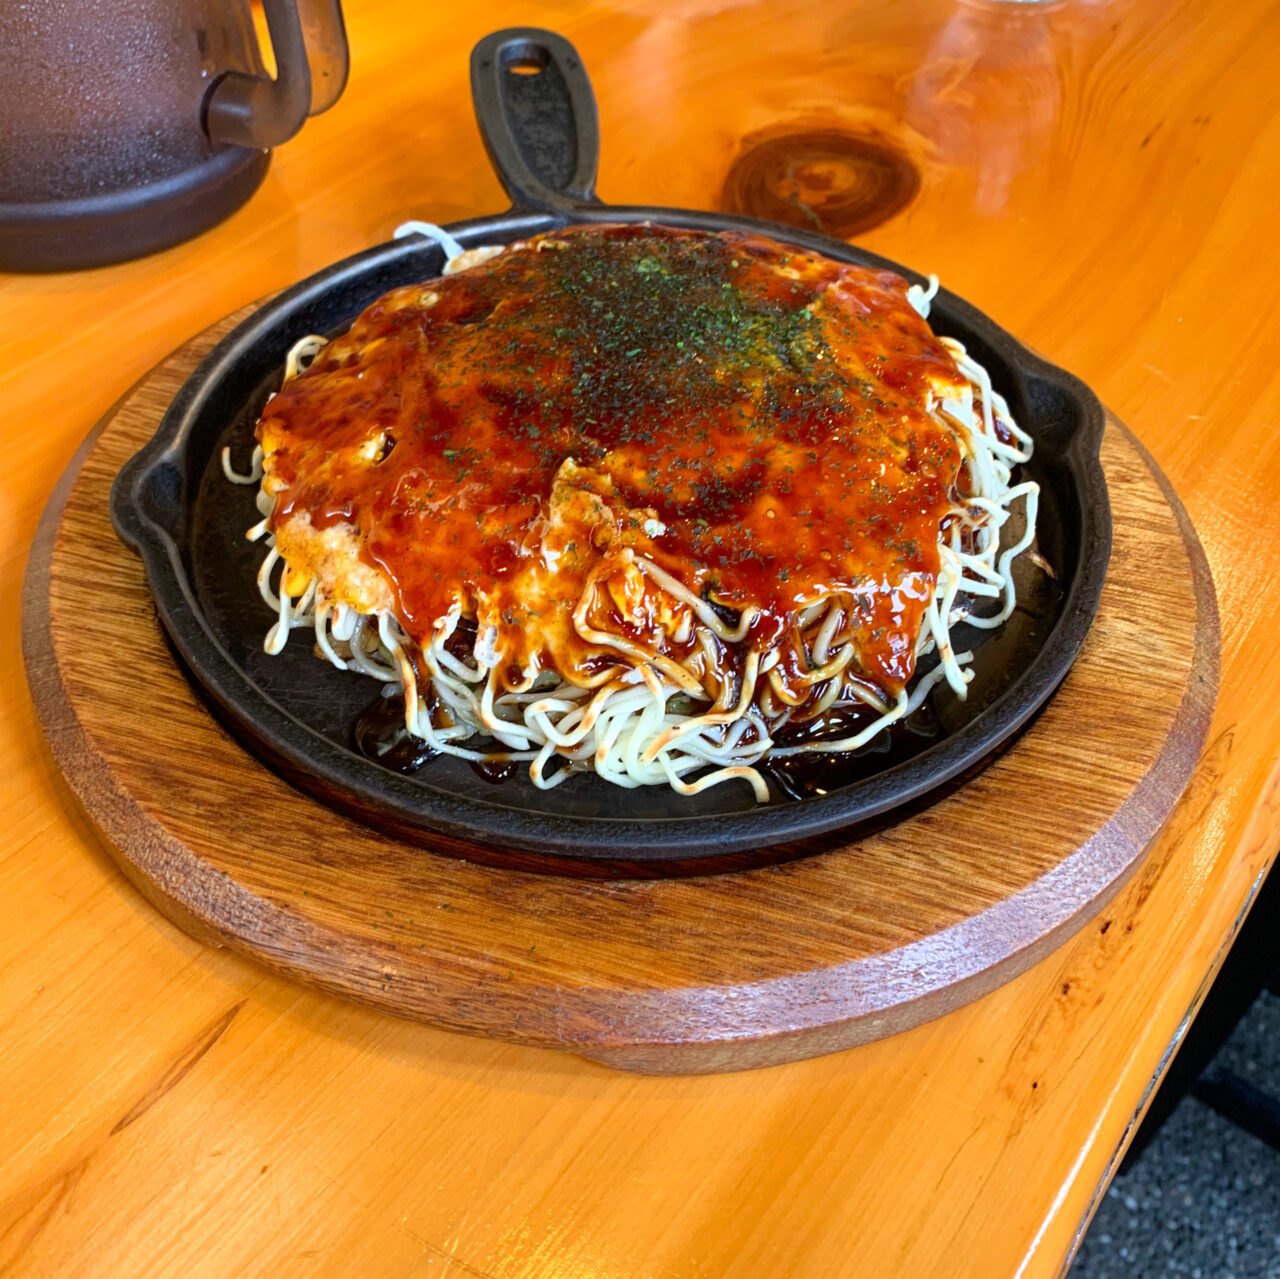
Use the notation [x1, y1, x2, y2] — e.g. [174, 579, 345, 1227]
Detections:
[3, 1, 1277, 1274]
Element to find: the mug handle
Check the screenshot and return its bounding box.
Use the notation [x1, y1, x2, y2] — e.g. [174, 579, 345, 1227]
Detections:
[205, 0, 350, 150]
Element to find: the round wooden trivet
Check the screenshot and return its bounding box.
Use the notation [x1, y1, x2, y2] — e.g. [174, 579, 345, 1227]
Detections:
[21, 312, 1219, 1075]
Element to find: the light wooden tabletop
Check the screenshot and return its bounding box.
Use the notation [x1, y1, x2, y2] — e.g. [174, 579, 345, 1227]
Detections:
[3, 1, 1278, 1275]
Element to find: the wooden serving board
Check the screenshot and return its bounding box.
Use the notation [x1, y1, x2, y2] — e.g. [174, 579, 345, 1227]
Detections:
[21, 311, 1219, 1075]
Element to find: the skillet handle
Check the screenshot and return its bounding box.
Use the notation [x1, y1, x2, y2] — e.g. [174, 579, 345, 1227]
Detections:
[470, 29, 601, 214]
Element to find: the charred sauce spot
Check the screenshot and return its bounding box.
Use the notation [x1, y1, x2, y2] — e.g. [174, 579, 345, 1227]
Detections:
[701, 585, 742, 630]
[353, 692, 437, 771]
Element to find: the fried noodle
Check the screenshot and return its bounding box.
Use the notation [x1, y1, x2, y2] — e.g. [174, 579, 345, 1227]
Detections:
[222, 227, 1039, 800]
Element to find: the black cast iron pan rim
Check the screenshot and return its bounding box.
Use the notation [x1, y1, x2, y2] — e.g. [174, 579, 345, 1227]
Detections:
[110, 27, 1111, 861]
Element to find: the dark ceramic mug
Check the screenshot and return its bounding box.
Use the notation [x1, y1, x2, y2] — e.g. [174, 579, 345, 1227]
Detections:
[0, 0, 348, 271]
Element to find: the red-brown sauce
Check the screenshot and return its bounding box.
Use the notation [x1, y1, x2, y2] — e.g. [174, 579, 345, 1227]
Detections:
[260, 224, 966, 696]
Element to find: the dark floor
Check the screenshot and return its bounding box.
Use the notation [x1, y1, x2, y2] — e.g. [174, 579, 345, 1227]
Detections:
[1070, 992, 1280, 1278]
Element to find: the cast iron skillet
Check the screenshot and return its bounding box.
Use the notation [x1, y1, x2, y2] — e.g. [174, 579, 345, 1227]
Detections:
[111, 28, 1111, 862]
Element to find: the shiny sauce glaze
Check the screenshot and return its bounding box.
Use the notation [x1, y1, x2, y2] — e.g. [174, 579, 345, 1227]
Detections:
[259, 224, 967, 697]
[352, 690, 522, 783]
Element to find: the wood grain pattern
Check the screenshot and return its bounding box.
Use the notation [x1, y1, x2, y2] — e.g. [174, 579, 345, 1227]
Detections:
[21, 310, 1215, 1074]
[4, 0, 1280, 1274]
